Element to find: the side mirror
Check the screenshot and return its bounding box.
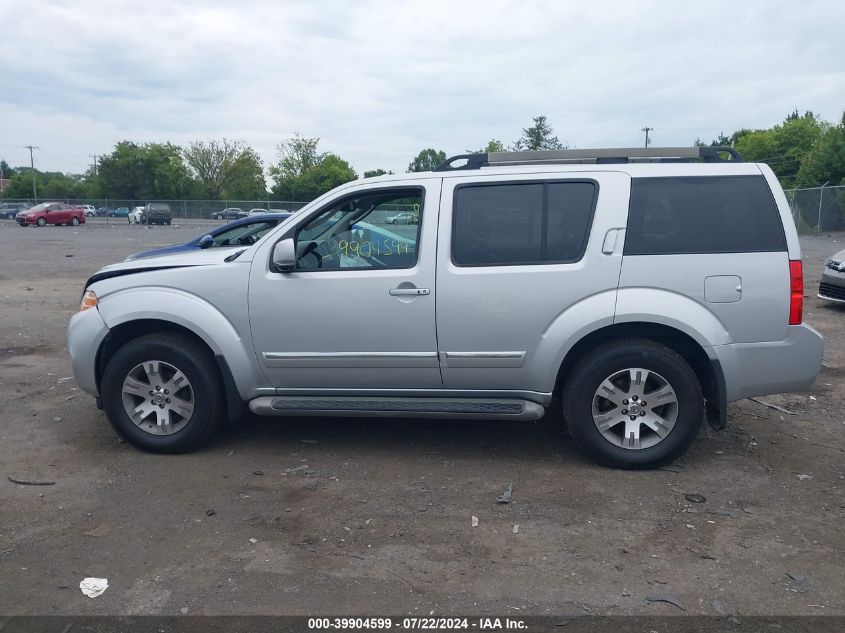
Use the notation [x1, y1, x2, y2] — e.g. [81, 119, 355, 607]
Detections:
[198, 234, 213, 249]
[272, 238, 296, 272]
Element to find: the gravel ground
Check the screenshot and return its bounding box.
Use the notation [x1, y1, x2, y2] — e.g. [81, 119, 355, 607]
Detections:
[0, 220, 843, 616]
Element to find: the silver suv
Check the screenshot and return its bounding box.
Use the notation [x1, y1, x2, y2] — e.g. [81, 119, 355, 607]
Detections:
[67, 147, 824, 468]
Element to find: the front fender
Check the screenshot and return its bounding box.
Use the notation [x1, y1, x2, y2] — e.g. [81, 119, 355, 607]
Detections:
[95, 286, 268, 399]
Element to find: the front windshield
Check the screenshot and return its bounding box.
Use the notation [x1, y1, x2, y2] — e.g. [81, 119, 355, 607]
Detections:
[212, 220, 278, 247]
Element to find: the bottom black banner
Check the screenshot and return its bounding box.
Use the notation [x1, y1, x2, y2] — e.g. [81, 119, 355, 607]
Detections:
[1, 616, 844, 633]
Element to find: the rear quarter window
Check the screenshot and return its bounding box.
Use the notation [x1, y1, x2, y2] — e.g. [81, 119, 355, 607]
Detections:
[624, 176, 786, 255]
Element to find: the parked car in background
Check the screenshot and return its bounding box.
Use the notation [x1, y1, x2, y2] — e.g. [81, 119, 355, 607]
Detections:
[128, 206, 145, 224]
[17, 201, 85, 227]
[819, 248, 845, 304]
[143, 202, 173, 225]
[211, 208, 243, 220]
[94, 207, 113, 217]
[385, 211, 419, 224]
[247, 208, 268, 216]
[125, 213, 293, 260]
[0, 202, 29, 219]
[79, 205, 97, 217]
[111, 207, 130, 218]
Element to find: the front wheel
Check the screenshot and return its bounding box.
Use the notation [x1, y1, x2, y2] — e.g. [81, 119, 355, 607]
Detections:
[37, 217, 46, 227]
[216, 214, 223, 220]
[71, 217, 80, 226]
[562, 338, 703, 469]
[101, 333, 226, 453]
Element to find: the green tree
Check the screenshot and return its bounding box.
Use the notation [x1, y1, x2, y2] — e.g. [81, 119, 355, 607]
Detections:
[222, 147, 267, 199]
[99, 141, 192, 199]
[0, 159, 14, 178]
[797, 112, 845, 187]
[363, 168, 393, 178]
[407, 148, 446, 172]
[469, 139, 506, 154]
[3, 169, 88, 200]
[734, 111, 824, 187]
[270, 136, 356, 201]
[183, 138, 247, 200]
[513, 115, 565, 151]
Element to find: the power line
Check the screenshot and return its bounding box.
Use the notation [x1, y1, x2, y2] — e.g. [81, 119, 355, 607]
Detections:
[641, 126, 653, 148]
[24, 145, 39, 203]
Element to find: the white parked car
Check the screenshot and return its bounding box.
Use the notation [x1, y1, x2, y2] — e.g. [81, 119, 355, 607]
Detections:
[128, 206, 145, 224]
[248, 208, 268, 216]
[79, 205, 97, 217]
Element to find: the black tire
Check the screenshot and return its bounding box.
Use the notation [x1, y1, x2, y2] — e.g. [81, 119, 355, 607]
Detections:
[166, 219, 171, 225]
[71, 217, 80, 226]
[561, 338, 703, 469]
[101, 333, 226, 453]
[36, 217, 46, 227]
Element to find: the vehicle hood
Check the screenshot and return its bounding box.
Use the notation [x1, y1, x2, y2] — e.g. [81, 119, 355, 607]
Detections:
[86, 247, 245, 287]
[125, 242, 198, 260]
[829, 248, 845, 270]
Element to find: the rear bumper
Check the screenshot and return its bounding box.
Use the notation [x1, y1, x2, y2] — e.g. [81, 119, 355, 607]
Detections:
[67, 307, 110, 397]
[710, 324, 824, 403]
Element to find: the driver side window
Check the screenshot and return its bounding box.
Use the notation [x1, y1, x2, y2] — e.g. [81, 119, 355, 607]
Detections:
[294, 188, 422, 271]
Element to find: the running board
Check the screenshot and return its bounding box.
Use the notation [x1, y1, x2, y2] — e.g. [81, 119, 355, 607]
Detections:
[248, 396, 545, 421]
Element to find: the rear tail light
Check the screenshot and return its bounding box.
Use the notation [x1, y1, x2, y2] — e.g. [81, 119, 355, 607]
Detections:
[789, 260, 803, 325]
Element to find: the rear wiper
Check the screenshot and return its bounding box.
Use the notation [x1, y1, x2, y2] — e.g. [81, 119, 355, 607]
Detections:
[224, 249, 247, 262]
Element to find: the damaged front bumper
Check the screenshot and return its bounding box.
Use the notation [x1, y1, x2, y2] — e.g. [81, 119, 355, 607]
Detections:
[67, 306, 109, 397]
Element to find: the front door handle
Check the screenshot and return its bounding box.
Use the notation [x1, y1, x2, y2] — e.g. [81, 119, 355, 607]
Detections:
[389, 287, 430, 296]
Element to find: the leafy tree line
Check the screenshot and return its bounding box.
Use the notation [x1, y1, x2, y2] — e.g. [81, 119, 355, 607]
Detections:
[4, 111, 841, 205]
[694, 109, 845, 188]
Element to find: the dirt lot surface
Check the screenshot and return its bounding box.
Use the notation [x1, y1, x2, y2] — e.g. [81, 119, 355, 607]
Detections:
[1, 220, 843, 617]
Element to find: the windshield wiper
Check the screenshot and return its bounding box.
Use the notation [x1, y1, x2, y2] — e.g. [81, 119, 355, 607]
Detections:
[224, 249, 247, 262]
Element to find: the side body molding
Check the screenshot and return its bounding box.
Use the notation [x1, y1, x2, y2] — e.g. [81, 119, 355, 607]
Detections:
[95, 287, 269, 399]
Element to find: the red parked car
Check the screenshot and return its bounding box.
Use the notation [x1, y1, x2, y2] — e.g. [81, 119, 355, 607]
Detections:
[16, 202, 86, 227]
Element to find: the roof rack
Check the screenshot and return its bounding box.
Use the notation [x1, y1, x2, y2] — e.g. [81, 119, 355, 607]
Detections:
[434, 146, 744, 171]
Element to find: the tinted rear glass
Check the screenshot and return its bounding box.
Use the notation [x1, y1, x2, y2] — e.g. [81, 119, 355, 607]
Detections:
[624, 176, 786, 255]
[452, 181, 596, 266]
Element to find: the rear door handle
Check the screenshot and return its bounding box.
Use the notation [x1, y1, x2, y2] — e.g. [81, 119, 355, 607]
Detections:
[389, 287, 430, 296]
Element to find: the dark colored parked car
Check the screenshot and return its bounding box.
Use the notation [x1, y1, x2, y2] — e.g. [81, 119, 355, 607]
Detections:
[0, 202, 29, 219]
[110, 207, 130, 218]
[142, 202, 173, 225]
[126, 213, 293, 259]
[211, 208, 243, 220]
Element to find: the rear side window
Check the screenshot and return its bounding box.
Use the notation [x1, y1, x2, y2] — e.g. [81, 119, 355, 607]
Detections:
[624, 176, 786, 255]
[452, 181, 596, 266]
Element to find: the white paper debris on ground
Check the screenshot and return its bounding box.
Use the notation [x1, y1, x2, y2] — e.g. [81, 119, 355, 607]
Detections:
[513, 525, 519, 534]
[249, 537, 257, 544]
[471, 516, 478, 527]
[79, 577, 108, 598]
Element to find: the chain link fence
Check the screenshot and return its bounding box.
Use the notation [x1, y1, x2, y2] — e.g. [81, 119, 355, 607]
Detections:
[784, 185, 845, 235]
[0, 198, 309, 226]
[0, 197, 421, 227]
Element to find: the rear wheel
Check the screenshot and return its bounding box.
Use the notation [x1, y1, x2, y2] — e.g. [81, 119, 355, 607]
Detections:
[562, 338, 703, 469]
[101, 333, 226, 453]
[71, 217, 80, 226]
[216, 214, 223, 220]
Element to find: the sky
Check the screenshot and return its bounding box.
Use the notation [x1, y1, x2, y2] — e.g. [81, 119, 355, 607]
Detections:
[1, 0, 843, 177]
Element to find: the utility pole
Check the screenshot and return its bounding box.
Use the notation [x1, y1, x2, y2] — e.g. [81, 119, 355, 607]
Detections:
[641, 126, 653, 148]
[24, 145, 39, 203]
[89, 154, 99, 175]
